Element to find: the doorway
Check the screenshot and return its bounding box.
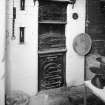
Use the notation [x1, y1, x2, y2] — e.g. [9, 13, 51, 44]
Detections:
[85, 0, 105, 104]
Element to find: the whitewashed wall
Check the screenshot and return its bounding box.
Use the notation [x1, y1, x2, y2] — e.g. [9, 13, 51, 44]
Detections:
[66, 0, 86, 86]
[6, 0, 38, 95]
[6, 0, 86, 96]
[0, 0, 6, 105]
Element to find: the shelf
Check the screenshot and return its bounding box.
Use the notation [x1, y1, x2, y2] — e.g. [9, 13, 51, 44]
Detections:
[38, 0, 75, 4]
[38, 48, 67, 54]
[39, 0, 70, 3]
[38, 21, 67, 24]
[38, 0, 76, 4]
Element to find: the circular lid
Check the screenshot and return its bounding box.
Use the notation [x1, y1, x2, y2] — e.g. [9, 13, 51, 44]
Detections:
[73, 33, 92, 56]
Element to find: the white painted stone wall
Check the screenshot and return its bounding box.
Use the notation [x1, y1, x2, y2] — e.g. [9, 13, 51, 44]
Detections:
[6, 0, 86, 96]
[0, 0, 6, 104]
[6, 0, 38, 95]
[66, 0, 86, 86]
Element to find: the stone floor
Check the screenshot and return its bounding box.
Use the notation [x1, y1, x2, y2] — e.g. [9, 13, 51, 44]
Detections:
[29, 85, 86, 105]
[29, 85, 105, 105]
[5, 85, 105, 105]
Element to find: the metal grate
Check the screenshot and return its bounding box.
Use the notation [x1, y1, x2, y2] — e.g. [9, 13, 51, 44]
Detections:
[38, 53, 66, 91]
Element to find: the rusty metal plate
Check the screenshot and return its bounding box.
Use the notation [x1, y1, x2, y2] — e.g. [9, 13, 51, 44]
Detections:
[73, 33, 92, 56]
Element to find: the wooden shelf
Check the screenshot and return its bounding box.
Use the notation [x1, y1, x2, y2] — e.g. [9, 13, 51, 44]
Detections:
[38, 21, 67, 24]
[38, 48, 67, 54]
[39, 0, 70, 3]
[38, 0, 75, 4]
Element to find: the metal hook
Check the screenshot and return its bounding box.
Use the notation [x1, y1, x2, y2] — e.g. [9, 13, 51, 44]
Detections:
[33, 0, 36, 5]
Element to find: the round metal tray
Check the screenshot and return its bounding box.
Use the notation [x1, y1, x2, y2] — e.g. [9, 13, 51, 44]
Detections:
[73, 33, 92, 56]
